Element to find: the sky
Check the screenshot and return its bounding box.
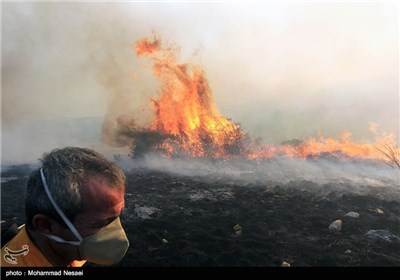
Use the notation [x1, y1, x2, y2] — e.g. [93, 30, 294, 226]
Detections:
[1, 1, 399, 164]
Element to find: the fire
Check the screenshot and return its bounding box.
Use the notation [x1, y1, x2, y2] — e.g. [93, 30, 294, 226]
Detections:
[248, 131, 397, 160]
[135, 36, 247, 158]
[112, 35, 398, 162]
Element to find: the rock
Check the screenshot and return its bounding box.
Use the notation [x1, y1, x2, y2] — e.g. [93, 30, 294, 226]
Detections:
[233, 224, 242, 231]
[233, 224, 242, 236]
[365, 230, 400, 243]
[344, 212, 360, 218]
[329, 219, 342, 231]
[134, 206, 159, 219]
[370, 208, 384, 215]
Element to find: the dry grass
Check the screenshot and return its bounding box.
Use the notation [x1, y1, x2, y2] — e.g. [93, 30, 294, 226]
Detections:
[375, 144, 400, 170]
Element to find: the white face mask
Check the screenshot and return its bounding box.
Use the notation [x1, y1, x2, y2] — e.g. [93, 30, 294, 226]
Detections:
[39, 168, 129, 265]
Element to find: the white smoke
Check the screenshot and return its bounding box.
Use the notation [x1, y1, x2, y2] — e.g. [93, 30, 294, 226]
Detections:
[116, 153, 399, 189]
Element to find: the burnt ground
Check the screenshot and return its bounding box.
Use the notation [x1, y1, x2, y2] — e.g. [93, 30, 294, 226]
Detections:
[1, 163, 400, 267]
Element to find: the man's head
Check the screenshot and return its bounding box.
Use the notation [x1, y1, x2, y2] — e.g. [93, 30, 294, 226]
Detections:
[25, 147, 129, 265]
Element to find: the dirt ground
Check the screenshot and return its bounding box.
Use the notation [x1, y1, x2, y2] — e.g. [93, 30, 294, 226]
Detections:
[1, 162, 400, 267]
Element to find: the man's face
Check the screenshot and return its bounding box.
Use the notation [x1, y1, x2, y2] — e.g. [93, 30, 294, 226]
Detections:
[48, 174, 126, 262]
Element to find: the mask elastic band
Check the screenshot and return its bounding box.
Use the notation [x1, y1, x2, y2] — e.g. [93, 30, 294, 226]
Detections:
[40, 168, 83, 242]
[44, 234, 81, 246]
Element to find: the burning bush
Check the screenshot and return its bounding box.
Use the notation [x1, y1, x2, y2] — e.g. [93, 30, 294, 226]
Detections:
[102, 34, 398, 164]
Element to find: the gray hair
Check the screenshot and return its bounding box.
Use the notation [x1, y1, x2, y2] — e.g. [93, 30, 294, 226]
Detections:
[25, 147, 126, 229]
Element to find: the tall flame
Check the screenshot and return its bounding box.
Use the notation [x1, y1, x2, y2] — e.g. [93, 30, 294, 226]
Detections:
[119, 35, 398, 162]
[135, 36, 246, 158]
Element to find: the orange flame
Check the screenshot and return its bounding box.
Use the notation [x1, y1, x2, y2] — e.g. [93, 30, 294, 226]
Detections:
[248, 131, 397, 160]
[130, 35, 397, 161]
[135, 36, 246, 158]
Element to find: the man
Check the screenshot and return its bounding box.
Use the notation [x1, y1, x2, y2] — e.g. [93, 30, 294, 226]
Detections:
[1, 147, 130, 267]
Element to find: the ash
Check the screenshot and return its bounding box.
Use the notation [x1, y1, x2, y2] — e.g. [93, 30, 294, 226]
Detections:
[1, 158, 399, 267]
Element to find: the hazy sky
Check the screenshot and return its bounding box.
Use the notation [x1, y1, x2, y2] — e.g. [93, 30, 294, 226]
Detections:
[1, 1, 399, 163]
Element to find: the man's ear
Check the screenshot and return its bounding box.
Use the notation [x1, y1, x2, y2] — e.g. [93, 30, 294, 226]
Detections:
[32, 214, 57, 235]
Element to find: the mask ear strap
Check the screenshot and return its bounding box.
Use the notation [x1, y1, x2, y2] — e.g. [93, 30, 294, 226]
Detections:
[40, 168, 83, 242]
[44, 234, 81, 246]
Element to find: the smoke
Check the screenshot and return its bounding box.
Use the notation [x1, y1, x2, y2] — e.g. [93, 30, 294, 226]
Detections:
[121, 154, 397, 185]
[2, 2, 398, 165]
[114, 154, 400, 200]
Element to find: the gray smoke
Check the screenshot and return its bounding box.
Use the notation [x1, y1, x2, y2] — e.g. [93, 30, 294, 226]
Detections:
[119, 154, 398, 186]
[2, 2, 398, 165]
[112, 153, 400, 201]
